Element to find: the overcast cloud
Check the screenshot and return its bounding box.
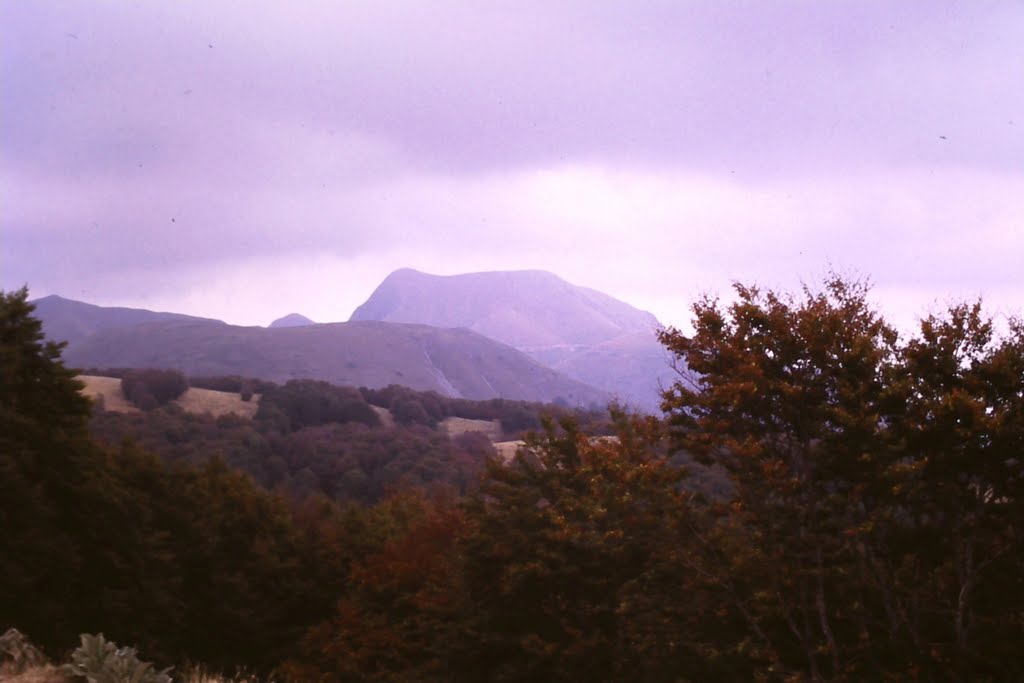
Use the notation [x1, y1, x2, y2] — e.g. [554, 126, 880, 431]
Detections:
[2, 1, 1022, 332]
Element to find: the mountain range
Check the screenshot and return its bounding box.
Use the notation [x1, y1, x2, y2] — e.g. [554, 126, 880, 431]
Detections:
[56, 317, 606, 405]
[31, 269, 679, 411]
[351, 269, 674, 409]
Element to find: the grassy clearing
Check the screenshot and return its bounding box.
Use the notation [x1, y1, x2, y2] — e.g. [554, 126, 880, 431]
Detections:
[176, 386, 260, 419]
[490, 436, 617, 463]
[370, 405, 395, 428]
[439, 416, 503, 441]
[492, 440, 526, 461]
[78, 376, 259, 418]
[78, 375, 140, 413]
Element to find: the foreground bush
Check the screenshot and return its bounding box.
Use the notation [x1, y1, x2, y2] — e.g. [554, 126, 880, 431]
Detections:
[1, 628, 271, 683]
[64, 633, 171, 683]
[1, 628, 48, 674]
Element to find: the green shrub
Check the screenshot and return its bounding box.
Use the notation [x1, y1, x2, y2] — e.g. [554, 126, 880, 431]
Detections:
[64, 633, 172, 683]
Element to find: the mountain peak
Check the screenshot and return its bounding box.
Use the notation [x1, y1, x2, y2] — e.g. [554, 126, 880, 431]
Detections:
[351, 268, 658, 347]
[269, 313, 315, 328]
[349, 268, 672, 411]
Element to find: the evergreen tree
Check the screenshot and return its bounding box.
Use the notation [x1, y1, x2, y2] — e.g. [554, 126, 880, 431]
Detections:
[1, 287, 105, 648]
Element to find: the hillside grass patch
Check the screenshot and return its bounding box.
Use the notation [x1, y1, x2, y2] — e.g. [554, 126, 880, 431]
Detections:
[176, 386, 260, 419]
[439, 416, 502, 441]
[492, 440, 525, 461]
[369, 405, 395, 428]
[78, 375, 139, 413]
[78, 376, 259, 418]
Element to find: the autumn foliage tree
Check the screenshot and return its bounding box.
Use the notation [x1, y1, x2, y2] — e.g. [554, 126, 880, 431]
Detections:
[659, 274, 1024, 682]
[457, 414, 722, 682]
[887, 304, 1024, 676]
[288, 492, 473, 681]
[294, 412, 732, 682]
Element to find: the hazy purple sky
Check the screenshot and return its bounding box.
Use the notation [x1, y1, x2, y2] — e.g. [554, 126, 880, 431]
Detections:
[2, 1, 1022, 331]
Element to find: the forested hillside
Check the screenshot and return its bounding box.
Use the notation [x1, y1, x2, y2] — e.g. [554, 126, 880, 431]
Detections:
[37, 303, 609, 405]
[3, 279, 1023, 682]
[86, 375, 612, 504]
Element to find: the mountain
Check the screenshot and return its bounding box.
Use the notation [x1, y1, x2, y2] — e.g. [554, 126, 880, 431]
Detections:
[351, 268, 659, 347]
[30, 294, 223, 346]
[60, 319, 608, 405]
[350, 269, 676, 410]
[268, 313, 315, 328]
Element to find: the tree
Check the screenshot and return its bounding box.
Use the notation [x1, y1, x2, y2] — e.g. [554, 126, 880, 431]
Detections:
[459, 413, 713, 682]
[886, 304, 1024, 678]
[288, 492, 472, 682]
[0, 289, 334, 672]
[120, 368, 189, 410]
[258, 379, 380, 431]
[0, 287, 92, 434]
[287, 412, 732, 682]
[658, 274, 1024, 681]
[0, 287, 102, 648]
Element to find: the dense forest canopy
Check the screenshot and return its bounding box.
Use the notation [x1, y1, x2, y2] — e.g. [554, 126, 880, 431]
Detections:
[2, 280, 1022, 682]
[83, 369, 612, 504]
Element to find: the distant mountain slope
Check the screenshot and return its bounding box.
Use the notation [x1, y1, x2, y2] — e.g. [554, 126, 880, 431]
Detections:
[61, 319, 609, 406]
[351, 268, 659, 347]
[31, 294, 222, 346]
[268, 313, 315, 328]
[350, 269, 676, 411]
